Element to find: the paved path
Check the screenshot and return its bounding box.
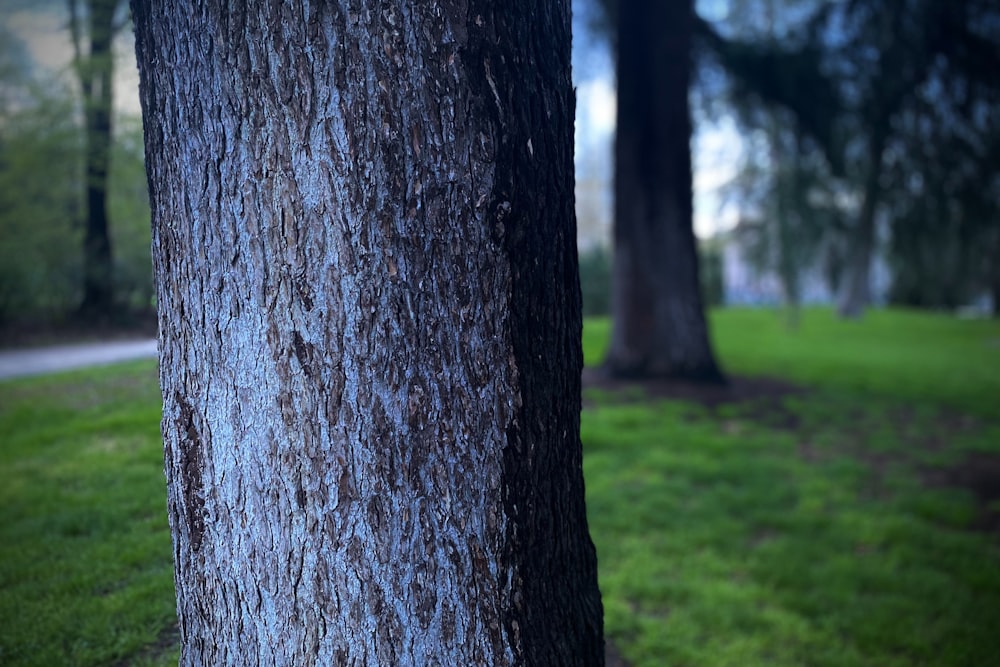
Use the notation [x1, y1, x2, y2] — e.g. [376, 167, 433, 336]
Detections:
[0, 339, 158, 381]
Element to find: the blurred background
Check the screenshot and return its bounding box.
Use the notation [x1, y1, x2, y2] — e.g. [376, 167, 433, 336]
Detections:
[2, 3, 999, 666]
[0, 0, 998, 343]
[573, 0, 999, 323]
[1, 0, 150, 342]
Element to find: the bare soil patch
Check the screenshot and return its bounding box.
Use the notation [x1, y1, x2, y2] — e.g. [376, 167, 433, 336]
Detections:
[605, 640, 630, 667]
[582, 368, 807, 409]
[927, 453, 1000, 537]
[582, 367, 807, 431]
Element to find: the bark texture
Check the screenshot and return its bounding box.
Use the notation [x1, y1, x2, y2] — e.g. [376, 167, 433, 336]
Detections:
[132, 1, 602, 665]
[606, 0, 725, 382]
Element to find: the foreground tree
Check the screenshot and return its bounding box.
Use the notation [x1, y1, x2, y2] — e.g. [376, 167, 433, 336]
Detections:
[132, 1, 603, 664]
[69, 0, 123, 319]
[605, 0, 725, 381]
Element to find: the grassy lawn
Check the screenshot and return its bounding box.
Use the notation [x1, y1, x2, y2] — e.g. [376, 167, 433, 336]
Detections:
[586, 308, 1000, 666]
[0, 361, 177, 667]
[2, 307, 999, 665]
[585, 307, 1000, 417]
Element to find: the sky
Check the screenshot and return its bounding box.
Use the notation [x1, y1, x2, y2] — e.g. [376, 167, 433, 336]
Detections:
[570, 1, 742, 245]
[3, 4, 741, 245]
[4, 6, 142, 112]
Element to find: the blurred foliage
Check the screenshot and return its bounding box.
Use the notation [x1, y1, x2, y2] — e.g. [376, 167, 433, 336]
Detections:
[580, 0, 1000, 316]
[0, 23, 150, 329]
[579, 245, 612, 317]
[0, 33, 82, 325]
[709, 0, 1000, 315]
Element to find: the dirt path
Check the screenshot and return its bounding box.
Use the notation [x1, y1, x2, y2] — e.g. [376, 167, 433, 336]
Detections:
[0, 338, 158, 381]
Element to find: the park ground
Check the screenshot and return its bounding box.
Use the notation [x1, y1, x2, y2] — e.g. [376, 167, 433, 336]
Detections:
[1, 307, 999, 666]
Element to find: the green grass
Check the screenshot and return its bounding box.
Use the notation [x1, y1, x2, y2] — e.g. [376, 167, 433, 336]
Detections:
[0, 361, 178, 667]
[585, 307, 1000, 417]
[585, 307, 1000, 666]
[2, 307, 999, 665]
[586, 399, 1000, 666]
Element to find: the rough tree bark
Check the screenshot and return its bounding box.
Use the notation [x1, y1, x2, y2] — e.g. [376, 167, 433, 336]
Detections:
[132, 1, 603, 665]
[70, 0, 120, 318]
[605, 0, 725, 382]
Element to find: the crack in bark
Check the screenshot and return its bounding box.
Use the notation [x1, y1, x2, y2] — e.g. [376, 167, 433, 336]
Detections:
[174, 392, 206, 553]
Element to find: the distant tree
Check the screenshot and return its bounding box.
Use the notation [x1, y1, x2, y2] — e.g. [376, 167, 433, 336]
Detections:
[132, 1, 603, 664]
[605, 0, 725, 381]
[704, 0, 1000, 317]
[701, 0, 843, 326]
[696, 4, 857, 315]
[698, 236, 725, 308]
[69, 0, 124, 319]
[724, 130, 840, 324]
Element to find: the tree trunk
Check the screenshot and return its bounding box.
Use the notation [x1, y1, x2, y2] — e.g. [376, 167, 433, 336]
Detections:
[74, 0, 118, 319]
[131, 1, 603, 665]
[606, 0, 725, 382]
[837, 127, 887, 319]
[836, 204, 874, 318]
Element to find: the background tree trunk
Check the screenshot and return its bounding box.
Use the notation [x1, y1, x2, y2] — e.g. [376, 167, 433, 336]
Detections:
[837, 126, 887, 319]
[72, 0, 119, 319]
[132, 1, 603, 665]
[606, 0, 725, 382]
[836, 186, 876, 319]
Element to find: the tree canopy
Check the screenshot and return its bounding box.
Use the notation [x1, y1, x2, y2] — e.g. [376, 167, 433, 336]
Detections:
[582, 0, 1000, 315]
